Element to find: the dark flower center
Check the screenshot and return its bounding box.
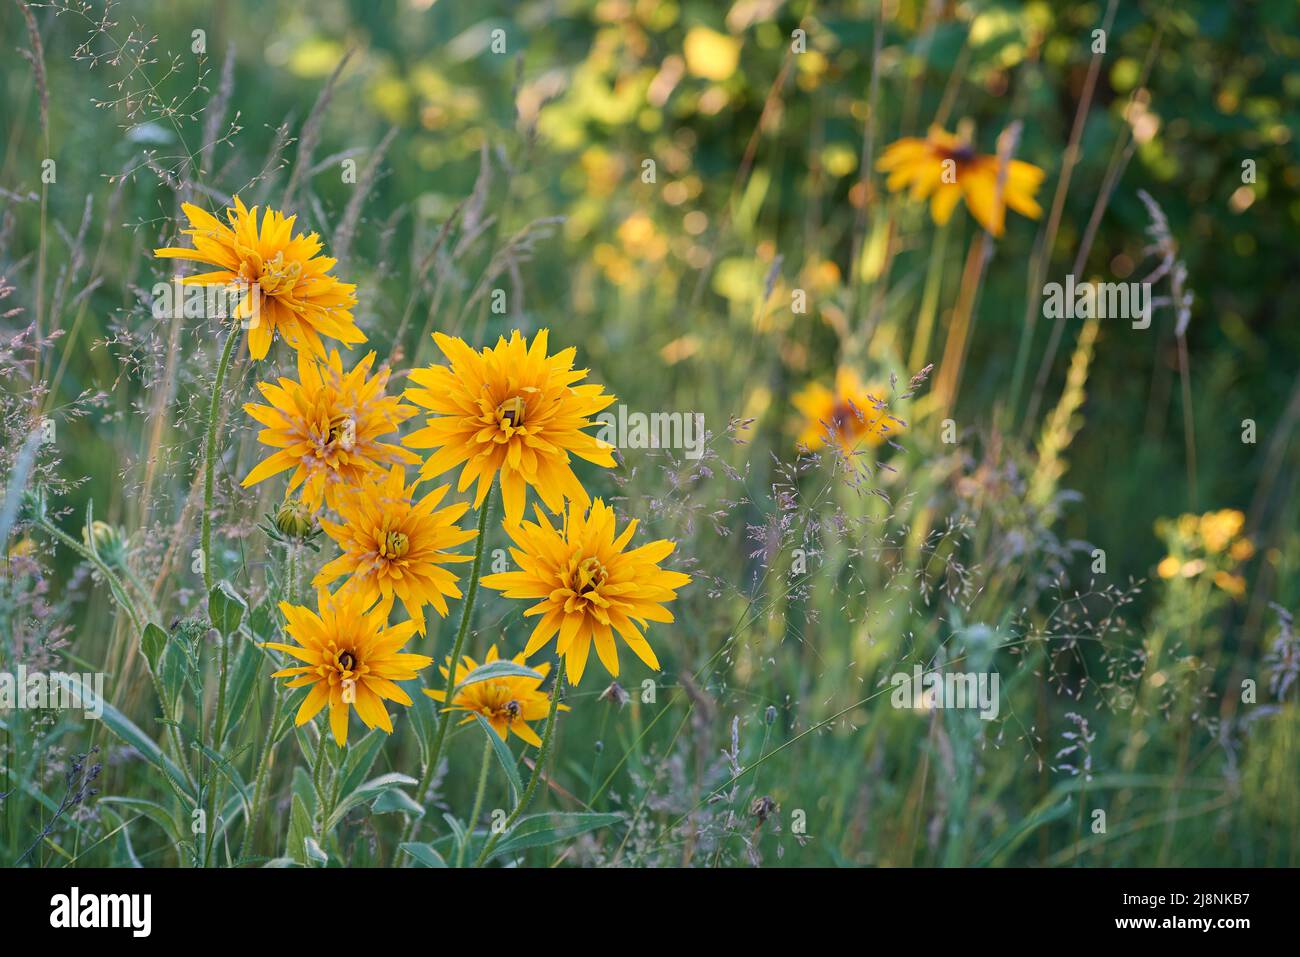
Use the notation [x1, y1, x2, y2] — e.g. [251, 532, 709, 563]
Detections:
[497, 396, 526, 428]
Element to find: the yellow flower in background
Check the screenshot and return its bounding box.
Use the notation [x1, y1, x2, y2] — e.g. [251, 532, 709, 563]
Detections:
[683, 26, 741, 81]
[424, 645, 566, 747]
[242, 350, 418, 511]
[154, 197, 363, 359]
[403, 330, 617, 526]
[481, 499, 690, 685]
[1199, 509, 1245, 554]
[1154, 508, 1253, 600]
[877, 126, 1045, 236]
[793, 367, 902, 453]
[264, 587, 432, 746]
[314, 465, 477, 635]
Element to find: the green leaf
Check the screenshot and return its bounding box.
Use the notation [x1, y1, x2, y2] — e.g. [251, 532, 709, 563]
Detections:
[303, 837, 328, 866]
[398, 842, 447, 867]
[371, 788, 424, 817]
[336, 729, 386, 799]
[98, 796, 184, 845]
[490, 812, 623, 858]
[976, 798, 1075, 866]
[208, 580, 247, 636]
[453, 659, 542, 695]
[472, 713, 523, 807]
[141, 623, 168, 672]
[50, 673, 194, 800]
[286, 792, 313, 865]
[221, 641, 261, 745]
[328, 772, 418, 829]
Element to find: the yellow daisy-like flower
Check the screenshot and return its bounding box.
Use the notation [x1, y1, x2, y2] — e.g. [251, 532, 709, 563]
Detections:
[1199, 509, 1245, 554]
[242, 349, 418, 511]
[424, 645, 567, 747]
[154, 196, 364, 359]
[313, 464, 477, 635]
[792, 367, 902, 453]
[481, 499, 691, 685]
[263, 587, 432, 746]
[403, 329, 617, 527]
[877, 126, 1045, 237]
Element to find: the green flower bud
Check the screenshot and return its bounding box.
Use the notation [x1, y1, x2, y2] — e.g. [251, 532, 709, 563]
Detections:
[275, 499, 318, 540]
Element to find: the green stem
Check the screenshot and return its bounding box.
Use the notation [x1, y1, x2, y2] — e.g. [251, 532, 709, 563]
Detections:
[202, 327, 238, 596]
[474, 664, 565, 866]
[240, 687, 284, 862]
[201, 327, 238, 867]
[404, 483, 494, 848]
[459, 734, 493, 867]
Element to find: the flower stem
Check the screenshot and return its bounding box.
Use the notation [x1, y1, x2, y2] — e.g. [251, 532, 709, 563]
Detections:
[240, 686, 284, 862]
[202, 327, 238, 597]
[200, 326, 238, 866]
[458, 734, 493, 867]
[404, 483, 494, 849]
[474, 664, 565, 867]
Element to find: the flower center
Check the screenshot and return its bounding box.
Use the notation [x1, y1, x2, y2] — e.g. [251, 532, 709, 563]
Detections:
[337, 650, 356, 672]
[830, 400, 857, 432]
[496, 396, 526, 429]
[379, 529, 410, 559]
[327, 415, 356, 451]
[258, 250, 302, 296]
[576, 556, 608, 595]
[939, 143, 977, 167]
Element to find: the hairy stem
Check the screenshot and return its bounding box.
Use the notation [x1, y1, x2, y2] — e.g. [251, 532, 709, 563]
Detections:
[474, 664, 565, 866]
[404, 483, 494, 850]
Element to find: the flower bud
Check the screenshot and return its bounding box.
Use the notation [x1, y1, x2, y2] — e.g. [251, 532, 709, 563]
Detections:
[81, 520, 125, 562]
[275, 499, 318, 540]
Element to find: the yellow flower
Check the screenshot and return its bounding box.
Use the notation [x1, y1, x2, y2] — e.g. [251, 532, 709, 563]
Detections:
[263, 587, 432, 746]
[314, 465, 477, 635]
[683, 26, 741, 81]
[1199, 509, 1245, 553]
[242, 349, 418, 511]
[1230, 538, 1255, 562]
[424, 645, 566, 747]
[403, 329, 617, 527]
[1213, 571, 1247, 599]
[481, 499, 690, 685]
[1156, 555, 1181, 579]
[792, 367, 902, 453]
[154, 197, 363, 359]
[877, 126, 1044, 236]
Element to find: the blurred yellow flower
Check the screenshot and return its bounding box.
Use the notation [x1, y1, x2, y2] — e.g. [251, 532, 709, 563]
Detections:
[683, 26, 741, 81]
[154, 197, 363, 360]
[1156, 555, 1181, 579]
[242, 350, 418, 511]
[793, 367, 902, 453]
[1230, 538, 1255, 562]
[481, 499, 690, 685]
[1199, 509, 1245, 553]
[877, 126, 1045, 237]
[403, 330, 617, 527]
[1214, 571, 1247, 599]
[314, 465, 477, 635]
[424, 645, 566, 747]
